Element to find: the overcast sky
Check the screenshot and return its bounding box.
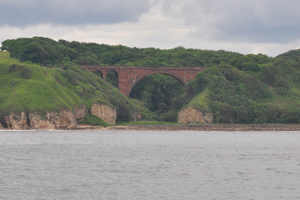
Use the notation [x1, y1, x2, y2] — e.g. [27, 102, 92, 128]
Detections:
[1, 0, 300, 57]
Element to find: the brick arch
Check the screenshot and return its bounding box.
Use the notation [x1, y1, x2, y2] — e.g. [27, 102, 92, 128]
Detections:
[127, 71, 186, 97]
[92, 70, 104, 79]
[82, 65, 208, 97]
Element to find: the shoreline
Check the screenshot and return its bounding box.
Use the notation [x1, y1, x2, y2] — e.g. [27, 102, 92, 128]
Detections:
[76, 124, 300, 131]
[2, 124, 300, 131]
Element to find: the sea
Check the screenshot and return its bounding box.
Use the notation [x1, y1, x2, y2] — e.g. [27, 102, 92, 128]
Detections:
[0, 130, 299, 200]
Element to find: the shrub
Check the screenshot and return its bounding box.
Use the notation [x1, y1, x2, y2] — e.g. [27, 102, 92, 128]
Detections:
[79, 115, 110, 127]
[21, 67, 31, 79]
[8, 64, 24, 73]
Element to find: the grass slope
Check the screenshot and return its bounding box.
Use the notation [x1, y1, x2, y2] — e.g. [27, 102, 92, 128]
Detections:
[0, 51, 149, 122]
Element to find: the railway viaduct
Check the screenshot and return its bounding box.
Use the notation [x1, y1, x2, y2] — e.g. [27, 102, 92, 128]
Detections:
[82, 65, 208, 97]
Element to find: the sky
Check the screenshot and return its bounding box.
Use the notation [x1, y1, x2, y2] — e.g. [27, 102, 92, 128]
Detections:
[1, 0, 300, 57]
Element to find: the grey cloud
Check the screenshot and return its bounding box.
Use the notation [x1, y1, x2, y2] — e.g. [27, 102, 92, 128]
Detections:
[0, 0, 150, 27]
[162, 0, 300, 43]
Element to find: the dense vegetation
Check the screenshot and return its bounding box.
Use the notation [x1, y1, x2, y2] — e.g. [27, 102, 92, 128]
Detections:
[179, 59, 300, 124]
[1, 37, 243, 67]
[2, 37, 300, 124]
[276, 49, 300, 60]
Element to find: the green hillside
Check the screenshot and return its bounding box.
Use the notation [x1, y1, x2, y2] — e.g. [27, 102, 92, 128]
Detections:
[180, 59, 300, 124]
[2, 37, 300, 124]
[0, 51, 149, 123]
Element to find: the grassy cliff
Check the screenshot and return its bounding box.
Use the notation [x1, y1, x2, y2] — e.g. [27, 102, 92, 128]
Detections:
[0, 51, 149, 122]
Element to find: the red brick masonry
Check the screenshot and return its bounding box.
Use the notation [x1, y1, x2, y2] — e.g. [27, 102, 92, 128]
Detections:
[82, 65, 208, 97]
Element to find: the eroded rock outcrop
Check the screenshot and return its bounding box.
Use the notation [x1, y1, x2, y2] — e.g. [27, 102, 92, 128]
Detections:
[29, 113, 55, 129]
[204, 112, 214, 124]
[74, 105, 87, 121]
[178, 106, 214, 124]
[46, 110, 77, 129]
[4, 112, 29, 129]
[4, 109, 79, 130]
[137, 111, 142, 120]
[129, 108, 142, 122]
[91, 104, 117, 125]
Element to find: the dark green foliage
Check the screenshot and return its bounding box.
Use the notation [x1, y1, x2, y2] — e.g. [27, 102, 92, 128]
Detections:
[8, 64, 24, 73]
[181, 65, 271, 124]
[218, 102, 235, 123]
[92, 70, 103, 79]
[2, 37, 273, 68]
[276, 49, 300, 60]
[8, 64, 31, 79]
[182, 57, 300, 124]
[281, 107, 300, 123]
[260, 66, 276, 86]
[21, 67, 31, 79]
[79, 115, 110, 127]
[129, 73, 184, 121]
[106, 70, 118, 88]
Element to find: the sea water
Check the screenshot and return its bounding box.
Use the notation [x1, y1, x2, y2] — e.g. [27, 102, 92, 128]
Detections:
[0, 130, 299, 200]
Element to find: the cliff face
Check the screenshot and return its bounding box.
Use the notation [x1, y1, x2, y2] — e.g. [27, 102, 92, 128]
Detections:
[91, 104, 117, 125]
[178, 106, 214, 124]
[2, 106, 87, 130]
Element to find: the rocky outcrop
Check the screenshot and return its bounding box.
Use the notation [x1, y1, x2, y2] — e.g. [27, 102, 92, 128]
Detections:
[178, 106, 214, 124]
[204, 112, 214, 124]
[4, 109, 79, 130]
[29, 113, 55, 129]
[4, 112, 29, 129]
[129, 108, 142, 122]
[91, 104, 117, 125]
[137, 111, 142, 120]
[74, 105, 87, 121]
[45, 110, 77, 129]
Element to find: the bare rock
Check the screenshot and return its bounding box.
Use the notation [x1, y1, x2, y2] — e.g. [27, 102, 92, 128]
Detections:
[178, 106, 213, 124]
[5, 112, 29, 129]
[91, 104, 117, 125]
[130, 111, 137, 122]
[204, 112, 214, 124]
[137, 112, 142, 120]
[74, 105, 87, 121]
[29, 113, 55, 129]
[47, 110, 77, 129]
[4, 110, 78, 130]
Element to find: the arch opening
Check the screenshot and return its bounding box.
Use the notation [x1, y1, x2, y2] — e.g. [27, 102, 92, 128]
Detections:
[106, 70, 118, 88]
[128, 71, 185, 97]
[129, 73, 184, 122]
[93, 70, 103, 79]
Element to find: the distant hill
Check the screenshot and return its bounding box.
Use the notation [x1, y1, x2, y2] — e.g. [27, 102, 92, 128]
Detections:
[276, 49, 300, 60]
